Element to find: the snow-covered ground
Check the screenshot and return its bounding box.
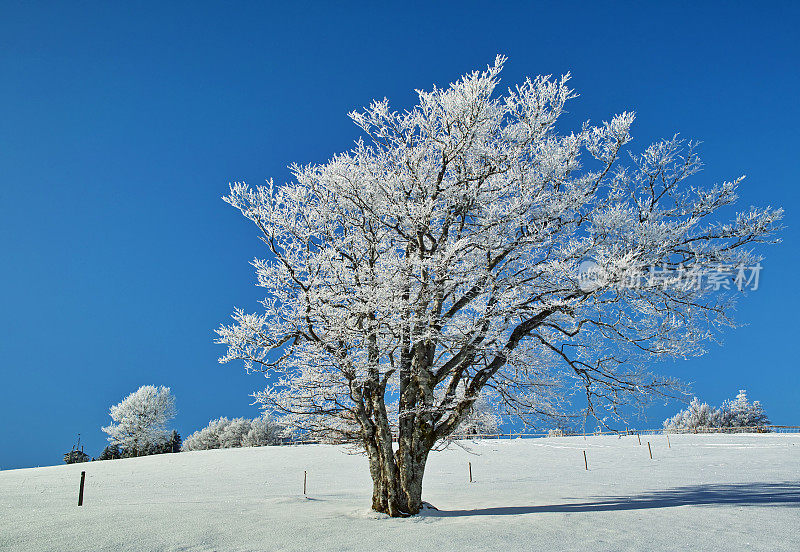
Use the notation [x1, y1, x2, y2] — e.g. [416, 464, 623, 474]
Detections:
[1, 433, 798, 551]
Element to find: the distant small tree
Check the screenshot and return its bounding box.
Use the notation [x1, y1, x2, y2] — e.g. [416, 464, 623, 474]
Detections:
[63, 450, 90, 464]
[98, 444, 122, 460]
[142, 430, 183, 455]
[64, 434, 90, 464]
[164, 430, 182, 453]
[101, 385, 177, 456]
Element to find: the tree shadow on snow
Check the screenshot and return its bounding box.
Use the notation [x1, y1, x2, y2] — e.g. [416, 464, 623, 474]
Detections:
[427, 482, 800, 517]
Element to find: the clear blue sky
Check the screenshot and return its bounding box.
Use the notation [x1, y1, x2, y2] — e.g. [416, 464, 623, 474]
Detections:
[1, 2, 797, 469]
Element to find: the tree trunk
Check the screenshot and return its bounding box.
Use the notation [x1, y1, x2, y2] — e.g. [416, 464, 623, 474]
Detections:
[367, 427, 431, 517]
[397, 444, 429, 514]
[369, 457, 427, 516]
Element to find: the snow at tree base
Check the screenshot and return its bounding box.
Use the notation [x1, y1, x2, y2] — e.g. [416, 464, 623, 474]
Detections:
[216, 58, 782, 515]
[2, 434, 798, 551]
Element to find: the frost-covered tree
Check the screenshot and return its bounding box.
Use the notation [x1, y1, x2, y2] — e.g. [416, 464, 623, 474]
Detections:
[218, 417, 252, 448]
[721, 389, 770, 428]
[664, 390, 770, 431]
[217, 57, 781, 516]
[182, 417, 230, 450]
[101, 385, 176, 456]
[182, 415, 282, 451]
[242, 413, 284, 447]
[663, 397, 721, 430]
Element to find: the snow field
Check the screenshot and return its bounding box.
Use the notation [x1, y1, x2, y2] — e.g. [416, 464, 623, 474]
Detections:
[1, 433, 798, 551]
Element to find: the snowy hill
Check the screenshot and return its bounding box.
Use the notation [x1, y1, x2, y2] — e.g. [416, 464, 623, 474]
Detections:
[1, 433, 798, 551]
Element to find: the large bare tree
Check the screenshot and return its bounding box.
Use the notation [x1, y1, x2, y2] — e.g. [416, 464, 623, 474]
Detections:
[217, 57, 781, 516]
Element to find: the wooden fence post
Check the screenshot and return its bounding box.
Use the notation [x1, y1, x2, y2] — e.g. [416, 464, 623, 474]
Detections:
[583, 450, 588, 470]
[666, 433, 671, 448]
[647, 442, 653, 459]
[637, 433, 641, 445]
[468, 462, 473, 483]
[77, 471, 86, 506]
[303, 470, 307, 495]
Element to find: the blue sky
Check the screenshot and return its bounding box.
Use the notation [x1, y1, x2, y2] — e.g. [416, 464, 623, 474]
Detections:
[1, 2, 797, 469]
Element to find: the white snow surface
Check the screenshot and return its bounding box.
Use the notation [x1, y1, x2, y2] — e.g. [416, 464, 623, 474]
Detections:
[2, 433, 798, 551]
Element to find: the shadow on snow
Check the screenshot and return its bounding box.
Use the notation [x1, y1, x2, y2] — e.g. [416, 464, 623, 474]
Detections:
[425, 482, 800, 517]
